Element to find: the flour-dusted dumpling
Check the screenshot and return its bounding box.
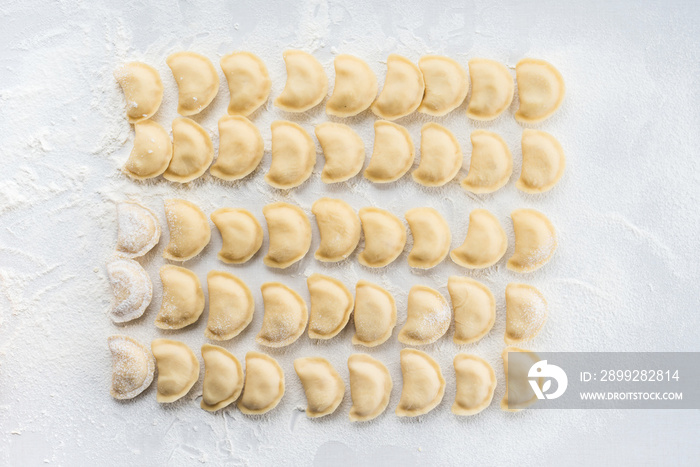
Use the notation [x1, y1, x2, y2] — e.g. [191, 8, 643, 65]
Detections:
[238, 351, 285, 415]
[205, 270, 254, 341]
[201, 344, 244, 412]
[412, 123, 462, 187]
[155, 265, 205, 329]
[405, 207, 451, 269]
[266, 121, 316, 189]
[163, 199, 211, 261]
[515, 58, 565, 123]
[364, 121, 415, 183]
[312, 197, 361, 262]
[447, 277, 495, 345]
[107, 259, 152, 323]
[114, 62, 163, 123]
[452, 354, 496, 416]
[167, 51, 219, 116]
[220, 51, 271, 116]
[371, 54, 425, 120]
[123, 120, 172, 180]
[508, 209, 557, 273]
[358, 207, 407, 268]
[461, 130, 513, 194]
[151, 338, 200, 403]
[501, 346, 541, 412]
[115, 201, 161, 258]
[398, 285, 451, 346]
[262, 202, 312, 269]
[326, 54, 378, 117]
[164, 118, 214, 183]
[108, 335, 155, 399]
[210, 116, 264, 181]
[396, 349, 445, 417]
[256, 282, 308, 347]
[467, 58, 514, 121]
[517, 130, 566, 194]
[274, 50, 328, 112]
[352, 280, 397, 347]
[450, 209, 507, 269]
[307, 273, 353, 340]
[315, 122, 365, 183]
[417, 55, 469, 116]
[210, 208, 262, 264]
[294, 357, 345, 418]
[348, 354, 392, 422]
[505, 283, 548, 344]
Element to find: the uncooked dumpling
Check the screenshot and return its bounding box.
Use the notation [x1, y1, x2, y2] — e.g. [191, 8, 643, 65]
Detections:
[348, 354, 392, 422]
[398, 285, 451, 346]
[452, 354, 496, 416]
[358, 207, 406, 268]
[447, 277, 495, 345]
[505, 283, 547, 344]
[108, 335, 155, 400]
[167, 52, 219, 116]
[315, 122, 365, 183]
[151, 338, 200, 403]
[256, 282, 308, 347]
[164, 117, 214, 183]
[352, 280, 396, 347]
[517, 130, 566, 193]
[364, 121, 414, 183]
[515, 58, 565, 123]
[274, 50, 328, 112]
[501, 346, 541, 412]
[201, 344, 243, 412]
[396, 349, 445, 417]
[123, 120, 172, 180]
[371, 54, 425, 120]
[163, 199, 211, 261]
[312, 197, 361, 262]
[412, 123, 462, 187]
[507, 209, 557, 273]
[114, 61, 163, 123]
[461, 130, 513, 194]
[238, 351, 285, 415]
[326, 54, 378, 117]
[106, 258, 152, 323]
[307, 273, 353, 340]
[417, 55, 469, 116]
[115, 201, 161, 258]
[205, 270, 254, 341]
[262, 202, 312, 269]
[155, 265, 205, 330]
[210, 208, 263, 264]
[220, 51, 271, 116]
[467, 58, 514, 121]
[266, 121, 316, 189]
[294, 357, 345, 418]
[210, 116, 264, 181]
[450, 209, 507, 269]
[405, 207, 451, 269]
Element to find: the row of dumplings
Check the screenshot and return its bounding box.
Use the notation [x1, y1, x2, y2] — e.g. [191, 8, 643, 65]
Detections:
[122, 114, 565, 193]
[110, 336, 539, 417]
[115, 52, 564, 123]
[115, 199, 558, 271]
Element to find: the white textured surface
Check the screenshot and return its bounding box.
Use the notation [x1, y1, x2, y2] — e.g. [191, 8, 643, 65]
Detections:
[1, 0, 699, 465]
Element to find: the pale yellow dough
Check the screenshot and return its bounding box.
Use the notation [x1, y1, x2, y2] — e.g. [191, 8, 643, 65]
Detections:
[166, 52, 219, 116]
[348, 354, 392, 421]
[364, 121, 415, 183]
[108, 335, 155, 400]
[164, 117, 214, 183]
[517, 129, 566, 193]
[205, 270, 254, 341]
[274, 50, 328, 112]
[412, 123, 462, 187]
[238, 351, 285, 415]
[262, 202, 311, 269]
[515, 58, 565, 123]
[106, 258, 152, 324]
[210, 208, 263, 264]
[256, 282, 308, 347]
[505, 283, 548, 344]
[358, 207, 406, 268]
[123, 120, 172, 180]
[307, 273, 354, 340]
[396, 349, 445, 417]
[115, 201, 161, 258]
[452, 354, 496, 416]
[315, 122, 365, 183]
[266, 121, 316, 189]
[450, 209, 507, 269]
[447, 276, 495, 345]
[210, 116, 264, 181]
[220, 51, 271, 116]
[312, 197, 361, 262]
[371, 54, 425, 120]
[163, 199, 211, 261]
[294, 357, 345, 418]
[405, 207, 451, 269]
[326, 54, 378, 117]
[501, 346, 541, 412]
[461, 130, 513, 194]
[507, 209, 557, 273]
[417, 55, 469, 116]
[151, 339, 199, 403]
[201, 344, 244, 412]
[155, 265, 205, 330]
[398, 285, 451, 346]
[467, 58, 514, 121]
[114, 61, 163, 123]
[352, 280, 397, 347]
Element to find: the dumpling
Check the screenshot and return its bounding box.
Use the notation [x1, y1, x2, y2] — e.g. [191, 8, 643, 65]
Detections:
[108, 335, 155, 399]
[155, 265, 205, 330]
[515, 58, 565, 123]
[450, 209, 507, 269]
[396, 349, 445, 417]
[266, 121, 316, 189]
[461, 130, 513, 194]
[115, 201, 160, 258]
[210, 208, 263, 264]
[166, 51, 219, 116]
[123, 120, 172, 180]
[312, 197, 361, 262]
[405, 207, 451, 269]
[501, 346, 541, 412]
[315, 122, 365, 183]
[307, 273, 353, 340]
[517, 130, 566, 193]
[274, 50, 328, 112]
[467, 58, 514, 121]
[417, 55, 469, 116]
[201, 344, 243, 412]
[262, 202, 312, 269]
[163, 199, 211, 261]
[398, 285, 451, 346]
[151, 339, 200, 403]
[205, 270, 254, 341]
[364, 121, 414, 183]
[452, 354, 496, 416]
[412, 123, 462, 187]
[256, 282, 308, 347]
[358, 207, 406, 268]
[114, 62, 163, 123]
[294, 357, 345, 417]
[507, 209, 557, 273]
[326, 54, 378, 117]
[210, 116, 264, 181]
[106, 258, 152, 323]
[371, 54, 425, 120]
[238, 351, 285, 414]
[505, 283, 547, 344]
[447, 277, 495, 345]
[220, 51, 271, 116]
[348, 354, 392, 421]
[164, 117, 214, 183]
[352, 280, 396, 347]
